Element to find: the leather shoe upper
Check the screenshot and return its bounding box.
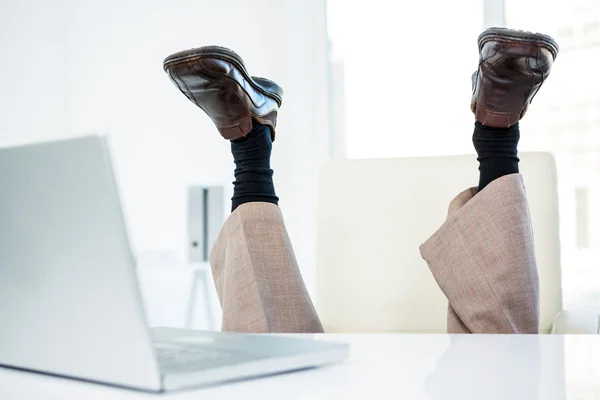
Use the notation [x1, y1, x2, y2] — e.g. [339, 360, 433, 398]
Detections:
[164, 46, 282, 141]
[471, 28, 558, 128]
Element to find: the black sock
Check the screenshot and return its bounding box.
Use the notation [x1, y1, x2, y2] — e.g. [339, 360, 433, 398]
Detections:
[230, 122, 278, 212]
[473, 122, 520, 192]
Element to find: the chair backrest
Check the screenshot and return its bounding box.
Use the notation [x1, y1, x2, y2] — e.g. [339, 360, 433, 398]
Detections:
[316, 153, 562, 333]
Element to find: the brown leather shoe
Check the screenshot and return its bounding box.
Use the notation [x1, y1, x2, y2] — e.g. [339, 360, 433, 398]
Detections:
[163, 46, 283, 141]
[471, 28, 559, 128]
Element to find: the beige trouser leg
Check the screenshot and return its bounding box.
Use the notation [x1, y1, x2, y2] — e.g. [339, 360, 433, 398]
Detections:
[209, 202, 323, 333]
[420, 174, 540, 333]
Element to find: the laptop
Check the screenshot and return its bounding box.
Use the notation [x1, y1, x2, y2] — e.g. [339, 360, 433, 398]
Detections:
[0, 135, 348, 392]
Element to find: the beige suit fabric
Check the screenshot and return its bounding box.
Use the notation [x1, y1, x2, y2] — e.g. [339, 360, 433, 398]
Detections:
[211, 174, 538, 334]
[420, 174, 539, 333]
[209, 202, 323, 333]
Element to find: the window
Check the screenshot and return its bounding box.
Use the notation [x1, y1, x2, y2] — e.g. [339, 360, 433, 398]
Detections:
[327, 0, 483, 159]
[328, 0, 600, 312]
[505, 0, 600, 310]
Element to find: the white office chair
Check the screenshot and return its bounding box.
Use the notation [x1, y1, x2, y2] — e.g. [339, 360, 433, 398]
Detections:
[317, 153, 599, 334]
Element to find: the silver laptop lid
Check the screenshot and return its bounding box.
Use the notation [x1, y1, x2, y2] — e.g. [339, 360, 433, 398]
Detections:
[0, 136, 161, 391]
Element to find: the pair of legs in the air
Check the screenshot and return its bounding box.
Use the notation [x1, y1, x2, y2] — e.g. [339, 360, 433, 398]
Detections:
[163, 28, 558, 334]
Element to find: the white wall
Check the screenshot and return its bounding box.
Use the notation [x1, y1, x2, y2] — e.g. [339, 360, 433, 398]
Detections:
[0, 0, 330, 327]
[0, 0, 69, 146]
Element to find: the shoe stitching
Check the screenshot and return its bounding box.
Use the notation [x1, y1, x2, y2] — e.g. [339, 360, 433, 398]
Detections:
[529, 46, 545, 104]
[481, 35, 555, 47]
[479, 29, 558, 53]
[166, 51, 282, 106]
[164, 47, 244, 70]
[171, 66, 200, 108]
[478, 51, 506, 89]
[224, 74, 266, 109]
[184, 62, 217, 116]
[190, 56, 271, 110]
[167, 68, 185, 96]
[166, 47, 245, 67]
[525, 53, 534, 117]
[167, 53, 279, 134]
[477, 44, 501, 80]
[184, 59, 253, 130]
[218, 114, 252, 130]
[472, 45, 500, 114]
[189, 63, 276, 129]
[477, 50, 507, 122]
[481, 38, 557, 59]
[165, 56, 203, 70]
[480, 27, 556, 42]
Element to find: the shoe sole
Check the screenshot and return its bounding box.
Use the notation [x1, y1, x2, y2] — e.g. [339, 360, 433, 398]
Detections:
[163, 45, 284, 107]
[478, 27, 559, 60]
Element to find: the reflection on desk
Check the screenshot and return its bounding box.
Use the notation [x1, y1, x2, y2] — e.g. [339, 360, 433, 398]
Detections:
[0, 334, 598, 400]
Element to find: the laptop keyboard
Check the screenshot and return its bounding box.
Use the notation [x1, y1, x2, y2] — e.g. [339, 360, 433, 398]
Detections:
[155, 342, 240, 372]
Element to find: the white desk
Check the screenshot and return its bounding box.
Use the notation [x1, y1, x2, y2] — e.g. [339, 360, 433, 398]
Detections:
[0, 334, 598, 399]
